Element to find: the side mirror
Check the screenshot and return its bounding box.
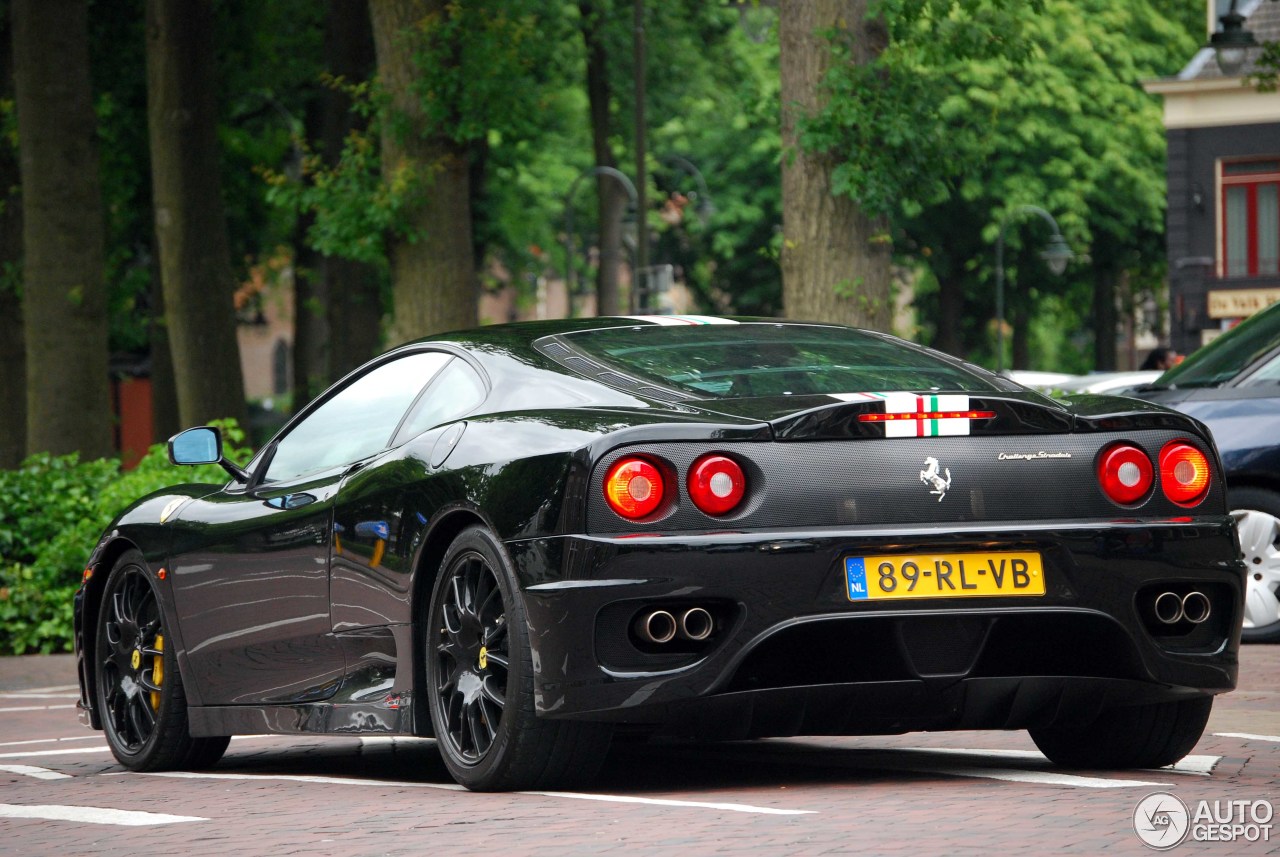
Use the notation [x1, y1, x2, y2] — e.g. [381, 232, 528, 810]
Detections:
[168, 426, 221, 465]
[167, 426, 249, 483]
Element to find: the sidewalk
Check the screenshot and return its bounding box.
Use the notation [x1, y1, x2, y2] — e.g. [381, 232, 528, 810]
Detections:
[0, 653, 77, 690]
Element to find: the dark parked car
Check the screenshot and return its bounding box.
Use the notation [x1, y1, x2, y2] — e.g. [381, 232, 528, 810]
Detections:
[1129, 300, 1280, 642]
[75, 317, 1244, 791]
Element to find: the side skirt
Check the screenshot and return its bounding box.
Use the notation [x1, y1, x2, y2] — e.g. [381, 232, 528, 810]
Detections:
[189, 696, 421, 737]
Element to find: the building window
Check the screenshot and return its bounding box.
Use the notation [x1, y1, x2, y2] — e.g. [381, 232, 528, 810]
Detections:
[1222, 159, 1280, 278]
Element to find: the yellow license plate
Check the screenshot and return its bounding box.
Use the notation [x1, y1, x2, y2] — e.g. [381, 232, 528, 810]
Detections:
[845, 552, 1045, 601]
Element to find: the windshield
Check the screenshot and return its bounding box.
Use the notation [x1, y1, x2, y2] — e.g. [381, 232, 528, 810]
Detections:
[1157, 301, 1280, 389]
[560, 323, 1006, 398]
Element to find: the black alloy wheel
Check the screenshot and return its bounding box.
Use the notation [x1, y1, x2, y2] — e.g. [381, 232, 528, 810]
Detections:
[96, 550, 228, 770]
[425, 527, 611, 791]
[433, 545, 510, 764]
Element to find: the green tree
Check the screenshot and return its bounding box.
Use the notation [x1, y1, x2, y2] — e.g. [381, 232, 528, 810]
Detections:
[802, 0, 1191, 368]
[12, 0, 112, 458]
[898, 0, 1194, 367]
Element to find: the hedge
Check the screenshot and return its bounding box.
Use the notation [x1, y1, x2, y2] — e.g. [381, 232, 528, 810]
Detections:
[0, 421, 250, 655]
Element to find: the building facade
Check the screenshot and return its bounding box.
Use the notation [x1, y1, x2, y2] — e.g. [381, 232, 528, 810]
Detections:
[1146, 0, 1280, 353]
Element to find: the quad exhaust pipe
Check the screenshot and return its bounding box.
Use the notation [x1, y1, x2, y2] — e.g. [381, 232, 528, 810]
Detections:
[634, 609, 678, 644]
[679, 607, 714, 641]
[633, 606, 716, 644]
[1153, 590, 1211, 625]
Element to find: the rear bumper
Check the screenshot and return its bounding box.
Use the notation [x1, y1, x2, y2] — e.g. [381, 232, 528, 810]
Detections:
[512, 518, 1243, 732]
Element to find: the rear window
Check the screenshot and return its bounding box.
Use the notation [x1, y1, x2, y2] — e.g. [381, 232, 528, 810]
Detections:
[559, 323, 1004, 397]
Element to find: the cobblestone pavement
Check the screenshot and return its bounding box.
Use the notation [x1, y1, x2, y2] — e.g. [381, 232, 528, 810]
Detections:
[1, 649, 1277, 856]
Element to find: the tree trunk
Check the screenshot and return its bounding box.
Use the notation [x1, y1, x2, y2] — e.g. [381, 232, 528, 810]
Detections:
[1012, 296, 1031, 371]
[1093, 265, 1120, 372]
[148, 266, 180, 444]
[292, 208, 325, 407]
[0, 19, 24, 468]
[145, 0, 248, 429]
[326, 257, 383, 379]
[12, 0, 112, 459]
[579, 0, 625, 316]
[934, 275, 965, 358]
[320, 0, 381, 383]
[370, 0, 476, 345]
[779, 0, 891, 330]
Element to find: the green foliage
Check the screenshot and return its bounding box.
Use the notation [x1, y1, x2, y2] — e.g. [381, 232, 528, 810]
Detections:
[0, 420, 251, 655]
[803, 0, 1043, 218]
[267, 1, 568, 269]
[410, 2, 551, 146]
[263, 84, 399, 266]
[89, 0, 153, 355]
[816, 0, 1196, 367]
[1251, 38, 1280, 92]
[646, 4, 784, 315]
[216, 0, 327, 280]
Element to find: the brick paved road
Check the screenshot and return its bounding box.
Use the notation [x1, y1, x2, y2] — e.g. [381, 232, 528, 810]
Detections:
[1, 649, 1277, 856]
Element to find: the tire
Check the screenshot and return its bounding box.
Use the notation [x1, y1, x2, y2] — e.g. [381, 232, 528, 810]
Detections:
[1230, 487, 1280, 643]
[1029, 696, 1212, 769]
[95, 550, 228, 771]
[424, 526, 612, 791]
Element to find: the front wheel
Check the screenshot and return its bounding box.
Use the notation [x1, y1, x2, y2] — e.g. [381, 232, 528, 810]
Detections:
[95, 550, 229, 771]
[1231, 487, 1280, 643]
[1029, 696, 1212, 769]
[425, 527, 611, 791]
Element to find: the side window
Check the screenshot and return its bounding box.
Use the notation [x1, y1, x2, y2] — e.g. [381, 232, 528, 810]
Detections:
[394, 358, 486, 444]
[265, 351, 452, 483]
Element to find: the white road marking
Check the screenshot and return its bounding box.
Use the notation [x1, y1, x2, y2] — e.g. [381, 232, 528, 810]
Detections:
[1163, 755, 1220, 776]
[894, 748, 1220, 777]
[0, 804, 206, 826]
[1213, 732, 1280, 743]
[0, 692, 80, 700]
[113, 771, 465, 791]
[123, 771, 815, 815]
[526, 790, 815, 815]
[0, 684, 78, 695]
[904, 765, 1170, 789]
[0, 764, 72, 780]
[0, 736, 103, 748]
[0, 746, 113, 759]
[0, 704, 76, 713]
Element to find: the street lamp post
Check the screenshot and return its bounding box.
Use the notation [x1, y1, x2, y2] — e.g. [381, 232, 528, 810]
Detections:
[994, 204, 1074, 374]
[1210, 0, 1259, 76]
[562, 166, 639, 318]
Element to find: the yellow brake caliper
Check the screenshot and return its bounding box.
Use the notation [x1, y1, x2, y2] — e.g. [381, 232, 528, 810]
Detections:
[150, 634, 164, 711]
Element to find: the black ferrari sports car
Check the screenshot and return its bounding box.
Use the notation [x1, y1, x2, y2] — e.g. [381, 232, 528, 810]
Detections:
[74, 316, 1245, 791]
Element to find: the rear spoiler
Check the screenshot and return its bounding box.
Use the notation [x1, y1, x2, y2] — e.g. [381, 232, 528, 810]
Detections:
[769, 393, 1207, 441]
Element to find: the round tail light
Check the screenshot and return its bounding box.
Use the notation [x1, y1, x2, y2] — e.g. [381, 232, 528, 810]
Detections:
[687, 454, 747, 516]
[604, 457, 665, 519]
[1097, 444, 1153, 505]
[1159, 442, 1211, 507]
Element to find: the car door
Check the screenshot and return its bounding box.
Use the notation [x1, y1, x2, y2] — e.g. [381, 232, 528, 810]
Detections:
[167, 350, 452, 706]
[330, 355, 489, 634]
